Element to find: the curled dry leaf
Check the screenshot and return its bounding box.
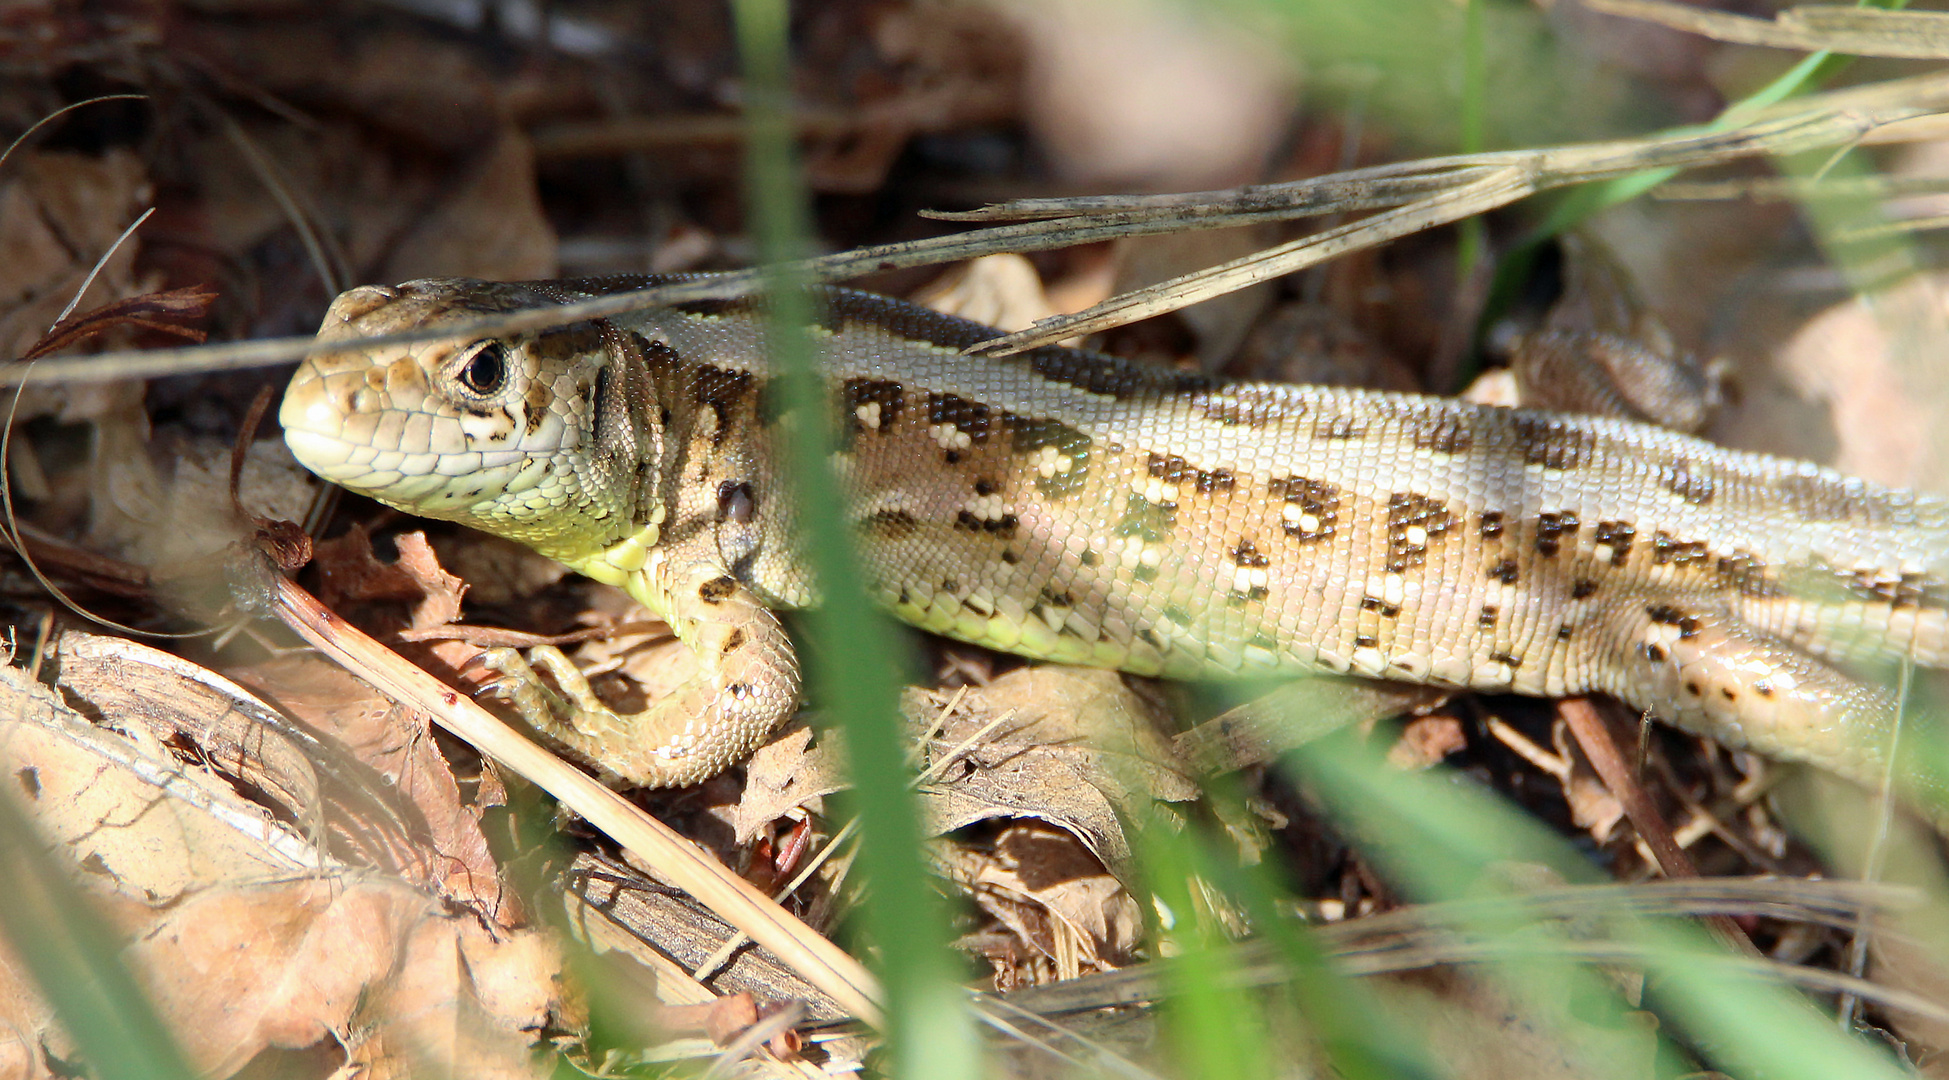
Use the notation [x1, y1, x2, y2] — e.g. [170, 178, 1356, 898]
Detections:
[947, 819, 1145, 978]
[56, 629, 515, 927]
[910, 666, 1197, 880]
[0, 661, 570, 1078]
[733, 722, 842, 845]
[729, 667, 1196, 882]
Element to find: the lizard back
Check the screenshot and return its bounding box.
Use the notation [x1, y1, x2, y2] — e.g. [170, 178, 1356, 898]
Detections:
[281, 276, 1949, 789]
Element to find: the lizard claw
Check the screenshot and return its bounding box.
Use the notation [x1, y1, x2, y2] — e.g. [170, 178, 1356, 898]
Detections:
[470, 645, 597, 738]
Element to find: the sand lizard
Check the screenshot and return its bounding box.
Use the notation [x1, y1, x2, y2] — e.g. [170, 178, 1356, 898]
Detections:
[279, 275, 1949, 803]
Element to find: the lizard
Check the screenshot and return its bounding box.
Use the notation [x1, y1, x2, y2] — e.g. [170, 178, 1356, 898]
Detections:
[278, 275, 1949, 809]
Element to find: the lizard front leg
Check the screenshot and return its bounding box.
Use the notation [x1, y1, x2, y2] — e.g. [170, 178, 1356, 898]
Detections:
[479, 557, 801, 787]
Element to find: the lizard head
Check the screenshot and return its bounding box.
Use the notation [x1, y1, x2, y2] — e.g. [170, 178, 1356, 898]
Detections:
[281, 278, 663, 560]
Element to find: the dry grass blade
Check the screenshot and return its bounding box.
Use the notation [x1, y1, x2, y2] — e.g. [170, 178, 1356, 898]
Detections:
[21, 285, 216, 362]
[988, 879, 1930, 1021]
[15, 71, 1949, 384]
[971, 165, 1530, 354]
[975, 70, 1949, 354]
[1584, 0, 1949, 59]
[261, 563, 886, 1026]
[1658, 174, 1949, 202]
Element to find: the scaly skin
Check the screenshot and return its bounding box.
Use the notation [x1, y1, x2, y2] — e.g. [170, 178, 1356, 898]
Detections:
[281, 276, 1949, 796]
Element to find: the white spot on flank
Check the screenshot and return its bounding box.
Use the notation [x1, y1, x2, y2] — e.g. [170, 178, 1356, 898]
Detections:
[1403, 525, 1428, 547]
[965, 493, 1008, 522]
[1141, 478, 1179, 504]
[1473, 659, 1516, 685]
[928, 423, 972, 451]
[1232, 566, 1269, 594]
[856, 401, 883, 429]
[1281, 503, 1320, 532]
[1642, 622, 1682, 651]
[1032, 444, 1075, 478]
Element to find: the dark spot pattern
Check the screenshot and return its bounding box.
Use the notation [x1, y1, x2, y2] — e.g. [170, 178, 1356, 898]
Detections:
[635, 335, 684, 377]
[1363, 595, 1400, 618]
[1385, 493, 1453, 573]
[929, 392, 994, 443]
[841, 378, 905, 436]
[1270, 475, 1340, 542]
[1005, 415, 1093, 498]
[1593, 520, 1636, 566]
[862, 508, 920, 539]
[1661, 456, 1716, 505]
[1571, 579, 1599, 600]
[1645, 604, 1702, 639]
[1146, 452, 1235, 494]
[1651, 531, 1710, 568]
[698, 575, 738, 604]
[1512, 413, 1591, 470]
[1841, 567, 1948, 609]
[1411, 413, 1474, 454]
[954, 509, 1019, 538]
[588, 366, 612, 442]
[1773, 471, 1900, 525]
[1534, 511, 1579, 558]
[1314, 414, 1366, 441]
[1715, 549, 1778, 599]
[1479, 511, 1504, 541]
[690, 363, 755, 447]
[1487, 558, 1519, 585]
[1479, 604, 1499, 628]
[1038, 587, 1076, 609]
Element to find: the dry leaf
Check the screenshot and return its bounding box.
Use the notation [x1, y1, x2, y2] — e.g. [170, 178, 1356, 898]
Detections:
[906, 667, 1195, 879]
[380, 129, 558, 283]
[236, 655, 515, 923]
[733, 722, 843, 844]
[2, 646, 566, 1078]
[0, 148, 155, 361]
[953, 820, 1144, 976]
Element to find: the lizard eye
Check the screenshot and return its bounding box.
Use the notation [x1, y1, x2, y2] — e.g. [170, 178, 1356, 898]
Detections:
[454, 341, 510, 396]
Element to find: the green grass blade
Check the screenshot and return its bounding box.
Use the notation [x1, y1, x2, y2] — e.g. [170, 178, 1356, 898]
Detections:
[728, 2, 980, 1075]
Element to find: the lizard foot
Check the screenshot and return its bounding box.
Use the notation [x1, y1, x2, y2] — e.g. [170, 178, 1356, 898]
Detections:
[471, 639, 793, 788]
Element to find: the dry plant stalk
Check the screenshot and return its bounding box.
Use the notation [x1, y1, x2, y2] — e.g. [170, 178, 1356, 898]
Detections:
[7, 70, 1949, 383]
